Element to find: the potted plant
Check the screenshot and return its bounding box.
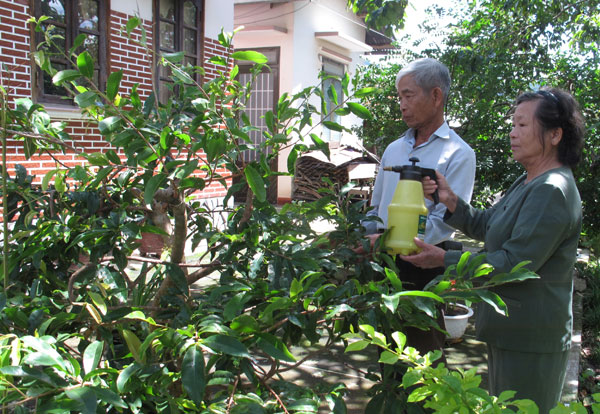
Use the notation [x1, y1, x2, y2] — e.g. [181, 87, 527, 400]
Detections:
[443, 302, 474, 340]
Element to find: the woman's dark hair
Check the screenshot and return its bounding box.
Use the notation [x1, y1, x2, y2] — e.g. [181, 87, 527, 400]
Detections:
[515, 88, 585, 168]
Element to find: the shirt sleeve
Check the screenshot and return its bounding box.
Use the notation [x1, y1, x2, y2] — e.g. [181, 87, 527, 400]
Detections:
[445, 182, 574, 274]
[424, 145, 476, 245]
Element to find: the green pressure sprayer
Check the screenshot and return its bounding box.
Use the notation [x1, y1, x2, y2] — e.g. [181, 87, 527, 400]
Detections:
[383, 157, 438, 255]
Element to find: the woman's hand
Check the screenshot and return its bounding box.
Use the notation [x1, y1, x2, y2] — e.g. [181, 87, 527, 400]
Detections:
[353, 233, 381, 255]
[400, 238, 446, 269]
[422, 171, 458, 213]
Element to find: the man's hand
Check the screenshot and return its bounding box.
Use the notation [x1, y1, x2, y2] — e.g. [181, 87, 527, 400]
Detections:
[400, 238, 445, 269]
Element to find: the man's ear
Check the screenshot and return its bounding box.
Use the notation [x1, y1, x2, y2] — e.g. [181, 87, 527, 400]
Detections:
[432, 87, 444, 107]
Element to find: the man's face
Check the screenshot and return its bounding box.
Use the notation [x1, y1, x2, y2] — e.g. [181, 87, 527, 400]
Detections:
[396, 74, 437, 130]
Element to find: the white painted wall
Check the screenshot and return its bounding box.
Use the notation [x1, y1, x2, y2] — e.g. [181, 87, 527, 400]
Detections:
[110, 0, 152, 21]
[110, 0, 234, 39]
[206, 0, 234, 38]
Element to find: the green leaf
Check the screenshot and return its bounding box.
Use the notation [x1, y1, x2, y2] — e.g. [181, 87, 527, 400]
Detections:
[165, 263, 189, 296]
[171, 65, 194, 84]
[384, 267, 403, 290]
[144, 173, 167, 206]
[359, 324, 375, 338]
[287, 147, 299, 173]
[256, 333, 296, 363]
[328, 84, 339, 106]
[88, 291, 107, 315]
[475, 290, 507, 315]
[66, 387, 97, 414]
[347, 102, 372, 119]
[42, 169, 57, 191]
[398, 290, 443, 302]
[402, 370, 422, 388]
[264, 111, 275, 132]
[487, 269, 539, 285]
[245, 165, 266, 203]
[106, 70, 123, 101]
[382, 292, 400, 313]
[123, 310, 156, 325]
[122, 329, 143, 363]
[74, 91, 98, 108]
[202, 335, 250, 358]
[511, 260, 532, 273]
[52, 69, 81, 85]
[86, 152, 110, 167]
[456, 251, 471, 276]
[232, 50, 268, 64]
[163, 51, 185, 63]
[407, 385, 432, 403]
[378, 350, 399, 365]
[105, 149, 122, 165]
[83, 341, 104, 376]
[230, 315, 260, 334]
[209, 56, 227, 66]
[91, 387, 128, 409]
[354, 87, 378, 98]
[391, 331, 406, 351]
[116, 363, 140, 393]
[345, 340, 369, 353]
[323, 120, 344, 132]
[341, 72, 350, 96]
[77, 51, 95, 78]
[182, 345, 206, 405]
[98, 116, 123, 135]
[22, 351, 64, 368]
[473, 263, 494, 278]
[126, 16, 141, 35]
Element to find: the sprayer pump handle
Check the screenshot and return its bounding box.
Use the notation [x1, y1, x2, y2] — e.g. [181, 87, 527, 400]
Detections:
[421, 168, 440, 205]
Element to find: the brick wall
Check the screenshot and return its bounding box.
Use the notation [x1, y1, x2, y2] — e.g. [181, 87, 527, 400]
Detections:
[0, 0, 31, 100]
[0, 1, 231, 201]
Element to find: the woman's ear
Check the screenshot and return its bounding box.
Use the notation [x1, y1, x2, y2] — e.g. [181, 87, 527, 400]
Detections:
[550, 127, 563, 145]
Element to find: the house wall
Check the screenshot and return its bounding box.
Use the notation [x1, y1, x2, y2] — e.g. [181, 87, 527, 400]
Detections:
[233, 0, 368, 204]
[0, 0, 234, 207]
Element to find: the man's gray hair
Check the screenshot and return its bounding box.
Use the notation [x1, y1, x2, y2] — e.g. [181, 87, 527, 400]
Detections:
[395, 58, 451, 103]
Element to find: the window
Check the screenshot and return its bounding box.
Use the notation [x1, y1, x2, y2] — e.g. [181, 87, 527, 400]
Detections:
[322, 58, 345, 143]
[234, 48, 280, 203]
[33, 0, 108, 104]
[155, 0, 204, 102]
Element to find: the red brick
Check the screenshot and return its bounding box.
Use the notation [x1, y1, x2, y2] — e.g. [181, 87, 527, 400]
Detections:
[1, 1, 27, 13]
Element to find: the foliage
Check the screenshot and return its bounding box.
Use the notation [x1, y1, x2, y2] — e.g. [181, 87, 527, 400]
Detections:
[425, 252, 538, 317]
[344, 325, 540, 413]
[0, 11, 593, 414]
[351, 62, 402, 154]
[347, 0, 409, 38]
[577, 258, 600, 407]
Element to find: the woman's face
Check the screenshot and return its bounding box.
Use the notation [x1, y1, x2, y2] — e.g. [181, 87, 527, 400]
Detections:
[509, 100, 556, 168]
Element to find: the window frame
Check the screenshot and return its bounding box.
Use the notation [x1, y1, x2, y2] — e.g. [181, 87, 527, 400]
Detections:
[154, 0, 205, 101]
[321, 57, 345, 143]
[32, 0, 109, 105]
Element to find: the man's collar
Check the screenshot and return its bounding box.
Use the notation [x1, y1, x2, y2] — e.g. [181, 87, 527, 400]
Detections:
[406, 121, 450, 143]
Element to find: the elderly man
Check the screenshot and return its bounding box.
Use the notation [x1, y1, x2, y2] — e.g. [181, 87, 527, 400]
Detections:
[364, 58, 476, 356]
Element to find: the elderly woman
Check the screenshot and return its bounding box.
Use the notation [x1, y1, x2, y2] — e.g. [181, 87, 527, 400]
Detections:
[402, 88, 585, 413]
